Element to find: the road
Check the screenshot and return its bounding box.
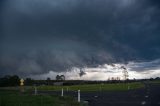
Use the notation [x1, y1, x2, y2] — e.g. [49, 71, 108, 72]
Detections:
[37, 83, 160, 106]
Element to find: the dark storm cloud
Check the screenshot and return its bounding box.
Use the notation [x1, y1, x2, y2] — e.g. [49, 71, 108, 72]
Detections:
[127, 59, 160, 72]
[0, 0, 160, 76]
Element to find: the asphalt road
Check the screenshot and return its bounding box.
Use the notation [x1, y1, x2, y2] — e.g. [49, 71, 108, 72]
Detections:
[37, 83, 160, 106]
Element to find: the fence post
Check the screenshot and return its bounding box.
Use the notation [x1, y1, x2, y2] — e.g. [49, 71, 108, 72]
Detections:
[128, 86, 130, 90]
[78, 90, 80, 102]
[61, 88, 63, 97]
[34, 86, 37, 95]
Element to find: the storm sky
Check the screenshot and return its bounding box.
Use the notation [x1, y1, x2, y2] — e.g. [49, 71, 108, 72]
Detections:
[0, 0, 160, 79]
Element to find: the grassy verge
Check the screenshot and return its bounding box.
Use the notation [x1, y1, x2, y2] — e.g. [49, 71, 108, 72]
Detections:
[0, 82, 144, 106]
[0, 90, 83, 106]
[148, 80, 160, 84]
[37, 82, 144, 92]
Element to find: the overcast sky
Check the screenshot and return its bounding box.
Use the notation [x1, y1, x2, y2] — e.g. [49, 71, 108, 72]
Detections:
[0, 0, 160, 79]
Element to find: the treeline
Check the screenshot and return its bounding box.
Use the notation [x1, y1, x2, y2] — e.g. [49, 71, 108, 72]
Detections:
[0, 75, 160, 87]
[0, 74, 66, 87]
[0, 75, 64, 87]
[0, 75, 20, 87]
[0, 75, 34, 87]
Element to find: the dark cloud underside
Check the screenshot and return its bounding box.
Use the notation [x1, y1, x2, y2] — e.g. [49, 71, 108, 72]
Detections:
[0, 0, 160, 76]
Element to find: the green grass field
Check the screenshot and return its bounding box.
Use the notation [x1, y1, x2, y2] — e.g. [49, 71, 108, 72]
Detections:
[37, 82, 144, 91]
[0, 82, 144, 106]
[0, 90, 83, 106]
[148, 80, 160, 84]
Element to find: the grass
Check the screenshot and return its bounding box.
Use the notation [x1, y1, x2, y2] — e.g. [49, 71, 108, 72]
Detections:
[37, 82, 144, 92]
[0, 82, 144, 106]
[0, 90, 83, 106]
[148, 80, 160, 84]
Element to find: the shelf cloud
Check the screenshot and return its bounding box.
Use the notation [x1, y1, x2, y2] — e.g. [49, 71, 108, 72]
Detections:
[0, 0, 160, 79]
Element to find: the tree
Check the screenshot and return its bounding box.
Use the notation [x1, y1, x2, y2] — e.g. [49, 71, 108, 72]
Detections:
[25, 78, 34, 86]
[56, 75, 65, 81]
[116, 77, 120, 81]
[56, 75, 60, 80]
[60, 75, 65, 80]
[121, 66, 129, 81]
[10, 75, 20, 86]
[0, 75, 20, 87]
[79, 68, 86, 77]
[46, 77, 51, 85]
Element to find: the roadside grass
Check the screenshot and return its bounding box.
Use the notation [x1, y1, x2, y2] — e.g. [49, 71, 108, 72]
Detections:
[0, 82, 144, 106]
[37, 82, 144, 92]
[0, 90, 83, 106]
[148, 80, 160, 84]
